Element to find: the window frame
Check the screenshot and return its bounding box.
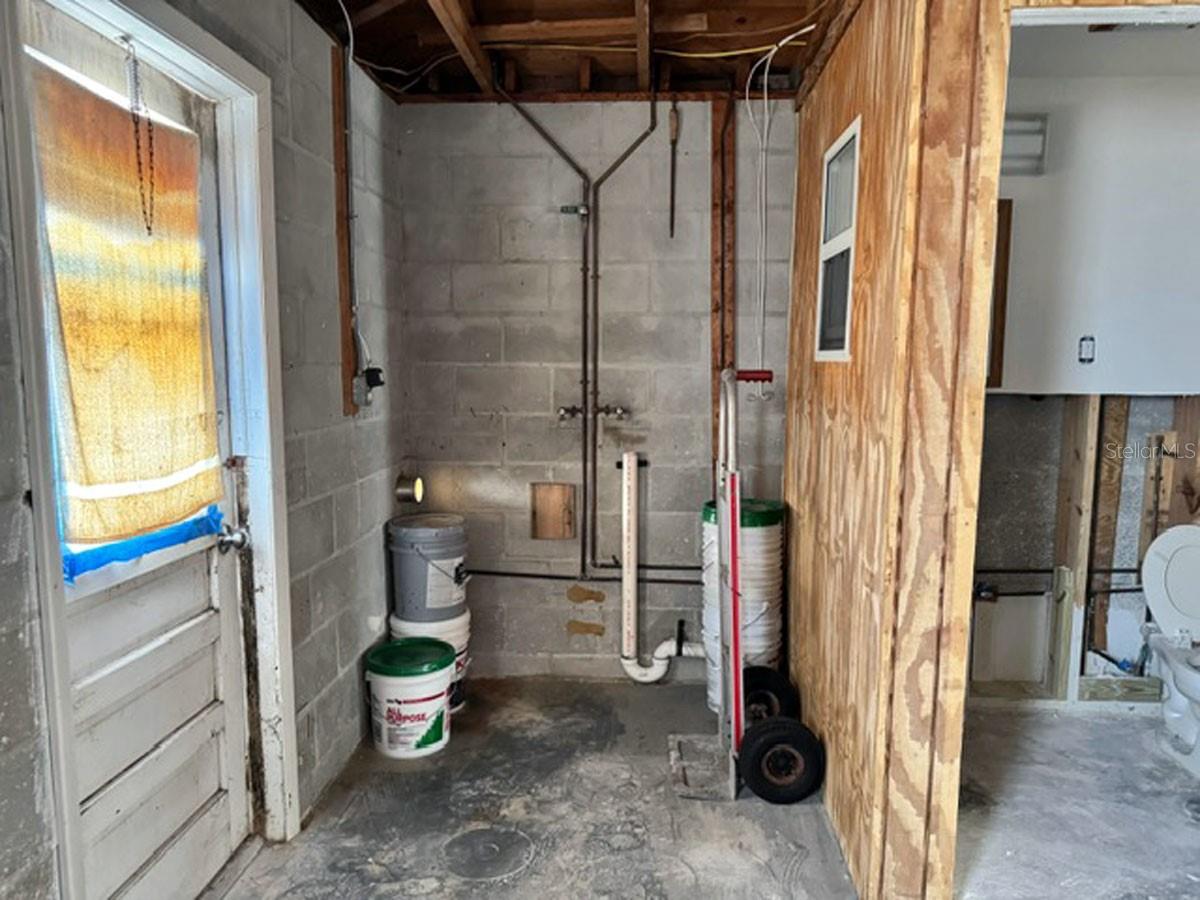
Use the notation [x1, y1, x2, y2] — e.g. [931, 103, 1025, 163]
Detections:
[815, 115, 862, 363]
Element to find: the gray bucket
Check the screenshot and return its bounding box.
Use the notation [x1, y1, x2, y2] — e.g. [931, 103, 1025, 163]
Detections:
[388, 514, 469, 623]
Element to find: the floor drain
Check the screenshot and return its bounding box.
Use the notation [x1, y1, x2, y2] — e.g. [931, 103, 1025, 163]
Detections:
[443, 827, 535, 881]
[1186, 796, 1200, 824]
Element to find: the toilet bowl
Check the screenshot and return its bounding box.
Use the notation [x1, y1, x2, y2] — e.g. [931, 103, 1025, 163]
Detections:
[1142, 525, 1200, 780]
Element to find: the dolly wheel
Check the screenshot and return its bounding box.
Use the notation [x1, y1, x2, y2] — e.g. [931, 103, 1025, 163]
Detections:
[744, 666, 800, 723]
[740, 717, 825, 804]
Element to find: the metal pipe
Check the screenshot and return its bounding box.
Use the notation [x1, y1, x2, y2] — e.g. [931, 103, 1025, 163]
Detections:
[589, 91, 659, 568]
[973, 567, 1140, 576]
[497, 88, 592, 579]
[466, 568, 701, 587]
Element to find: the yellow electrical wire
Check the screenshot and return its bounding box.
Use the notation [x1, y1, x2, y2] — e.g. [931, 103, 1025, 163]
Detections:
[668, 0, 838, 45]
[657, 43, 806, 59]
[480, 41, 807, 59]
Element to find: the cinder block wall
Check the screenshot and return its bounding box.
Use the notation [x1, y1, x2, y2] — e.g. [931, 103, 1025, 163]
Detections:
[394, 101, 794, 677]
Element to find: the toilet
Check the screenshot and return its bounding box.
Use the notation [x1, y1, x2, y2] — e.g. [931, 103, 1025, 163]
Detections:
[1142, 524, 1200, 780]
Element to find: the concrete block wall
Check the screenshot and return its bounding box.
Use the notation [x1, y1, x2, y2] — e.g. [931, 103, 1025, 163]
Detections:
[394, 101, 795, 677]
[0, 52, 59, 900]
[162, 0, 409, 816]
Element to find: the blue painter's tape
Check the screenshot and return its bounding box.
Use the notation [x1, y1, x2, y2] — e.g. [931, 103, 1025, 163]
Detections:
[62, 505, 224, 584]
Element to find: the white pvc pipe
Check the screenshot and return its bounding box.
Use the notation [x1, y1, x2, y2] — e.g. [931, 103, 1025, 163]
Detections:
[620, 449, 701, 683]
[621, 639, 705, 684]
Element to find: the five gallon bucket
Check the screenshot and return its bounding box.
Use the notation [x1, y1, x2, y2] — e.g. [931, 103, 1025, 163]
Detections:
[390, 609, 471, 712]
[388, 514, 468, 623]
[700, 499, 785, 713]
[366, 637, 456, 758]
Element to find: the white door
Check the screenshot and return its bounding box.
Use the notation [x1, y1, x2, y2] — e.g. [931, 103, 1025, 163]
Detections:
[22, 4, 251, 896]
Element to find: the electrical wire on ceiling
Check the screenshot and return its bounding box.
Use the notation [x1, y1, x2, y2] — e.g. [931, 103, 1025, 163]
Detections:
[478, 41, 807, 59]
[669, 0, 838, 45]
[745, 25, 815, 399]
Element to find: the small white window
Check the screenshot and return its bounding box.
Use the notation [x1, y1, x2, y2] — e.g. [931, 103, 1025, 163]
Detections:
[815, 117, 861, 361]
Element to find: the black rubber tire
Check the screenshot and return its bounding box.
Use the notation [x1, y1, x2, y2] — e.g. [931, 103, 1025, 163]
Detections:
[739, 716, 825, 804]
[743, 666, 800, 723]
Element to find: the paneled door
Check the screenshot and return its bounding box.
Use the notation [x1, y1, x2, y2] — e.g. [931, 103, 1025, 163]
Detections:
[23, 3, 251, 896]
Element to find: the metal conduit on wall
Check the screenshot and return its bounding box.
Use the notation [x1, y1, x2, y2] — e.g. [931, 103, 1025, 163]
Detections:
[491, 88, 704, 585]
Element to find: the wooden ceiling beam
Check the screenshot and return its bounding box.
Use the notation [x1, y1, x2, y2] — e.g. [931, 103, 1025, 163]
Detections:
[417, 12, 706, 46]
[425, 0, 494, 93]
[352, 0, 412, 28]
[635, 0, 652, 91]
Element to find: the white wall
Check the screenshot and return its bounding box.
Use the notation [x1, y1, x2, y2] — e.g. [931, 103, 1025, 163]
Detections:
[996, 28, 1200, 395]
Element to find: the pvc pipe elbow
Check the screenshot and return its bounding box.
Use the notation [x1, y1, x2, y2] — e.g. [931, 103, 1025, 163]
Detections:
[620, 639, 705, 683]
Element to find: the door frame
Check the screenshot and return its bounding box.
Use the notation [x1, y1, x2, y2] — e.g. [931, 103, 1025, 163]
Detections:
[0, 0, 300, 895]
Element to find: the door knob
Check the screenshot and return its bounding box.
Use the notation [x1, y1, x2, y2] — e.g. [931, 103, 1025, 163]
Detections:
[217, 524, 250, 554]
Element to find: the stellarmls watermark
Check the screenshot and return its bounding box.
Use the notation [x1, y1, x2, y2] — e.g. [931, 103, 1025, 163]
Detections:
[1104, 440, 1198, 461]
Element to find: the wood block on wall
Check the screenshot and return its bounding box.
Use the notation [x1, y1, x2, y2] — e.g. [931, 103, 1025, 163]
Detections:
[531, 483, 576, 540]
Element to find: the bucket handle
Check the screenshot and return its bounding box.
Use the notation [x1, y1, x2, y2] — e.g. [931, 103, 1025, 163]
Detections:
[414, 547, 472, 588]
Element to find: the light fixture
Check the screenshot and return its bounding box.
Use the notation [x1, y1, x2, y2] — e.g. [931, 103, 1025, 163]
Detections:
[394, 474, 424, 504]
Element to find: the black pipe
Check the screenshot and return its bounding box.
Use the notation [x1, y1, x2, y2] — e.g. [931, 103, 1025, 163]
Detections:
[589, 91, 659, 568]
[592, 561, 703, 572]
[973, 567, 1139, 576]
[468, 567, 701, 587]
[1089, 585, 1145, 597]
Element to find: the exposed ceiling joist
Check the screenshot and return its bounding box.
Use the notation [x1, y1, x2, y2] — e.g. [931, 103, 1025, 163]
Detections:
[472, 12, 705, 44]
[795, 0, 862, 106]
[426, 0, 494, 93]
[635, 0, 652, 91]
[352, 0, 411, 28]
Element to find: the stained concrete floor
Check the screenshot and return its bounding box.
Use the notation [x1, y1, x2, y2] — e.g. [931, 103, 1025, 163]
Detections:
[221, 684, 1200, 900]
[224, 678, 856, 899]
[956, 707, 1200, 900]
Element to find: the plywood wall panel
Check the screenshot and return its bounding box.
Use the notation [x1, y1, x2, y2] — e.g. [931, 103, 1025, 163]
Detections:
[785, 0, 1007, 897]
[783, 0, 925, 892]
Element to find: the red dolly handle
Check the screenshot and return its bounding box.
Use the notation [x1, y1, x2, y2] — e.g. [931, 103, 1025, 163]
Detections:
[736, 369, 774, 383]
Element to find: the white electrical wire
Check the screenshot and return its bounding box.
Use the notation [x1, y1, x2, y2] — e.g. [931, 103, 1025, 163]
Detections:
[744, 25, 814, 399]
[334, 0, 373, 376]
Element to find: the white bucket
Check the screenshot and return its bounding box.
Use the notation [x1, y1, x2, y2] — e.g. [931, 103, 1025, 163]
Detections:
[365, 638, 455, 759]
[390, 609, 471, 712]
[700, 500, 785, 713]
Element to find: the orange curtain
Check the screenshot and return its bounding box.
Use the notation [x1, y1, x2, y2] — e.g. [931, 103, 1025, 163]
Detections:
[31, 60, 222, 543]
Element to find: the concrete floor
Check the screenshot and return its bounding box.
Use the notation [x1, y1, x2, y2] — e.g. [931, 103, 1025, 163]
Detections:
[225, 678, 856, 899]
[956, 707, 1200, 900]
[221, 682, 1200, 900]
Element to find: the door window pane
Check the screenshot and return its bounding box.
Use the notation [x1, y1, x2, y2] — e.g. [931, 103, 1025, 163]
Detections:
[29, 55, 223, 563]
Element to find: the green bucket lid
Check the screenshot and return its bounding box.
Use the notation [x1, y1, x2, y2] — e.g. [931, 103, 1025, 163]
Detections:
[366, 637, 456, 677]
[701, 498, 785, 527]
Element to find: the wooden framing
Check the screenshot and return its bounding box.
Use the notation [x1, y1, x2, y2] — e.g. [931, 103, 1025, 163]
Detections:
[352, 0, 410, 28]
[986, 198, 1012, 388]
[469, 13, 706, 43]
[710, 95, 735, 481]
[1050, 395, 1100, 701]
[634, 0, 652, 92]
[1169, 396, 1200, 525]
[788, 2, 1200, 894]
[784, 0, 1008, 896]
[1090, 395, 1130, 651]
[332, 46, 357, 417]
[426, 0, 494, 93]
